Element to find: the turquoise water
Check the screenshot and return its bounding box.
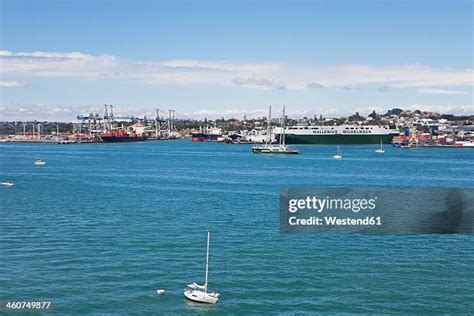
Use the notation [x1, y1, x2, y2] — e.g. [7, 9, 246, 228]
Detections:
[1, 141, 473, 314]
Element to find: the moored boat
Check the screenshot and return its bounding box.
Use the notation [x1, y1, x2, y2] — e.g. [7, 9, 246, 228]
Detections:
[252, 144, 299, 154]
[275, 125, 399, 144]
[333, 145, 342, 159]
[34, 159, 46, 166]
[191, 127, 222, 142]
[191, 132, 209, 142]
[184, 231, 220, 304]
[375, 139, 385, 153]
[252, 106, 300, 155]
[100, 130, 148, 142]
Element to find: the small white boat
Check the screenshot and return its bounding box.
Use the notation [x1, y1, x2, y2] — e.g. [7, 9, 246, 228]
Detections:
[34, 159, 46, 166]
[184, 231, 220, 304]
[333, 146, 342, 159]
[375, 140, 385, 154]
[1, 182, 14, 187]
[156, 289, 165, 295]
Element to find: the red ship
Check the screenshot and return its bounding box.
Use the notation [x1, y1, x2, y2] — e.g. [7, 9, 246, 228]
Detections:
[191, 132, 210, 142]
[100, 129, 148, 142]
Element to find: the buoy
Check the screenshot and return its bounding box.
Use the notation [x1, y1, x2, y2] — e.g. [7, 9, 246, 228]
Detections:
[157, 289, 165, 295]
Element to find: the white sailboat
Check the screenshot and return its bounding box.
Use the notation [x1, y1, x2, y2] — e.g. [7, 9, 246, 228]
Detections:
[252, 106, 299, 154]
[1, 182, 14, 187]
[375, 140, 385, 154]
[184, 231, 220, 304]
[333, 145, 342, 159]
[34, 159, 46, 166]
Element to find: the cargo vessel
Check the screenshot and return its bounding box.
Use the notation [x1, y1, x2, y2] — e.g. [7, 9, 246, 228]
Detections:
[100, 130, 148, 142]
[191, 127, 222, 142]
[191, 132, 212, 142]
[274, 125, 399, 144]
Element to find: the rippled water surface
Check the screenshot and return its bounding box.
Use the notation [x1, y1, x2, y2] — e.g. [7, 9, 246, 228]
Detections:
[1, 141, 473, 314]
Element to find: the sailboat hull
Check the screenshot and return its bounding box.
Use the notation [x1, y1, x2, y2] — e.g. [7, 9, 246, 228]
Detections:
[184, 231, 219, 304]
[252, 106, 299, 155]
[184, 289, 219, 304]
[252, 147, 299, 154]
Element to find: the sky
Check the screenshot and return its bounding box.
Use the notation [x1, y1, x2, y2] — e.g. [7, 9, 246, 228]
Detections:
[0, 0, 473, 120]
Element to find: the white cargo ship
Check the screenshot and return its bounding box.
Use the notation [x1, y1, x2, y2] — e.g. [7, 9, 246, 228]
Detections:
[274, 125, 399, 144]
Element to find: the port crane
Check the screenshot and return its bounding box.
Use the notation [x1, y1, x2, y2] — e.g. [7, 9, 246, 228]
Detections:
[76, 104, 180, 139]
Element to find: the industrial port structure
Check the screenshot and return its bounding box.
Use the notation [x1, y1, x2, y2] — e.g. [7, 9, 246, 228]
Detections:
[76, 104, 179, 139]
[1, 105, 180, 143]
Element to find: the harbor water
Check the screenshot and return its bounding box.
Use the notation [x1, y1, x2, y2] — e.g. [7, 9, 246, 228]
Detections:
[1, 141, 473, 314]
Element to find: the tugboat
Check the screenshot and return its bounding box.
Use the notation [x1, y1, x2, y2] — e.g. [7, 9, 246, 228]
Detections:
[100, 129, 148, 143]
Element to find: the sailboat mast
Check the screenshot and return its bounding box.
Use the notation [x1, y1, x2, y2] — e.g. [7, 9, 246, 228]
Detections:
[267, 106, 272, 145]
[279, 110, 282, 146]
[282, 106, 286, 146]
[205, 231, 210, 292]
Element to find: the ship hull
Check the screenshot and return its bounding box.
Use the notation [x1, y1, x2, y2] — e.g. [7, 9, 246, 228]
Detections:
[101, 136, 148, 143]
[279, 134, 396, 144]
[191, 133, 220, 142]
[191, 136, 207, 142]
[252, 148, 299, 154]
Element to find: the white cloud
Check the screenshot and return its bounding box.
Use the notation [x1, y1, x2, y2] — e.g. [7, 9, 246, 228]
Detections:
[190, 108, 270, 119]
[2, 103, 473, 121]
[417, 88, 470, 95]
[342, 85, 359, 90]
[306, 82, 325, 89]
[405, 104, 474, 115]
[0, 50, 473, 91]
[0, 104, 93, 120]
[0, 104, 271, 121]
[0, 50, 91, 59]
[232, 75, 286, 90]
[0, 80, 26, 88]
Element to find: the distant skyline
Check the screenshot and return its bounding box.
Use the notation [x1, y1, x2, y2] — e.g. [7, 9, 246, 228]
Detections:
[1, 0, 473, 120]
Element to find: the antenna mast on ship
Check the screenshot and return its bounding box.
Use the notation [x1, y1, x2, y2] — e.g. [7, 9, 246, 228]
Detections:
[267, 106, 272, 145]
[171, 110, 176, 133]
[168, 110, 172, 136]
[280, 106, 286, 146]
[155, 108, 161, 139]
[104, 104, 109, 132]
[109, 105, 114, 122]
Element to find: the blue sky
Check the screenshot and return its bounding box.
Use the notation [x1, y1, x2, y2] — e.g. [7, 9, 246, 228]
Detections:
[0, 0, 472, 120]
